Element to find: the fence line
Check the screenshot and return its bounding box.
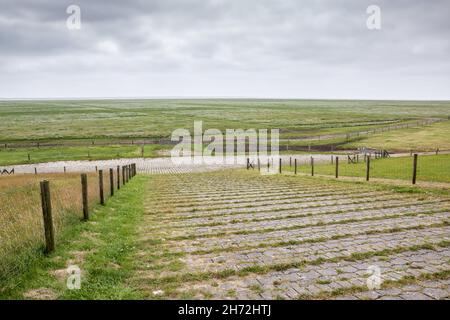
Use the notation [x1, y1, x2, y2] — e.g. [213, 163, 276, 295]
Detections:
[247, 154, 448, 185]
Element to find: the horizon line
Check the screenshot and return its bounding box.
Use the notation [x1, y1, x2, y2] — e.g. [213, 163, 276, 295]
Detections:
[1, 96, 450, 102]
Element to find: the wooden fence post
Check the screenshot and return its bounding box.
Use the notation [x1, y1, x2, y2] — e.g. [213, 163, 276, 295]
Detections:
[412, 154, 418, 185]
[295, 159, 297, 175]
[40, 180, 55, 253]
[279, 158, 282, 174]
[109, 168, 114, 196]
[246, 158, 249, 170]
[267, 158, 270, 172]
[81, 174, 89, 220]
[311, 157, 314, 176]
[98, 170, 104, 205]
[117, 166, 120, 190]
[366, 156, 370, 181]
[122, 166, 126, 185]
[290, 157, 292, 167]
[335, 156, 339, 178]
[331, 155, 333, 165]
[257, 158, 260, 171]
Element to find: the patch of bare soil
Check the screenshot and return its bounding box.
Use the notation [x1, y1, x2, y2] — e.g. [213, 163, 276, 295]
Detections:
[23, 288, 57, 300]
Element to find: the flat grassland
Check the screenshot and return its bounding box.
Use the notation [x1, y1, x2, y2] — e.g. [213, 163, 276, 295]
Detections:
[1, 99, 449, 142]
[343, 120, 450, 152]
[1, 99, 449, 165]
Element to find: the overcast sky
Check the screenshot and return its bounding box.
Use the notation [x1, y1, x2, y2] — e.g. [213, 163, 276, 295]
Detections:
[0, 0, 449, 100]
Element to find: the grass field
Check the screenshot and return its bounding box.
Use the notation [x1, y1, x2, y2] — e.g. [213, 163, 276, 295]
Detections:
[0, 99, 449, 164]
[284, 154, 450, 183]
[1, 99, 449, 142]
[0, 145, 168, 166]
[343, 121, 450, 152]
[0, 175, 145, 299]
[0, 171, 118, 287]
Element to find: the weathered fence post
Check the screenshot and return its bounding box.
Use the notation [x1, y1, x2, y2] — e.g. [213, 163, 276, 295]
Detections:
[257, 158, 260, 171]
[109, 168, 114, 196]
[279, 158, 282, 174]
[267, 158, 270, 172]
[246, 158, 250, 170]
[295, 159, 297, 175]
[290, 157, 292, 167]
[122, 166, 126, 185]
[331, 155, 333, 165]
[311, 157, 314, 176]
[335, 156, 339, 178]
[40, 180, 55, 253]
[366, 156, 370, 181]
[412, 154, 418, 185]
[81, 174, 89, 220]
[34, 167, 37, 175]
[98, 170, 104, 205]
[117, 166, 120, 190]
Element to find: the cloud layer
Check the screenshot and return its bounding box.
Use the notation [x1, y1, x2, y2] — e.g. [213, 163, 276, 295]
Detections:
[1, 0, 449, 99]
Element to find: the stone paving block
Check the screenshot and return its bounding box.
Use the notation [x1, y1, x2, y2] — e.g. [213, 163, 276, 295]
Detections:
[140, 171, 450, 300]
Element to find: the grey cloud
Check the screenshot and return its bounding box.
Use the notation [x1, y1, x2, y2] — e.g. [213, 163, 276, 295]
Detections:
[0, 0, 449, 99]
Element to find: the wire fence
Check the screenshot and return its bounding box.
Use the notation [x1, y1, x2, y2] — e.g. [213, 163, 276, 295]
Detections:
[251, 154, 450, 184]
[0, 165, 136, 285]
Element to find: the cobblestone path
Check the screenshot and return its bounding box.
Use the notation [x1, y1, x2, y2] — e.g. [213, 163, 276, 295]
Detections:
[132, 170, 450, 300]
